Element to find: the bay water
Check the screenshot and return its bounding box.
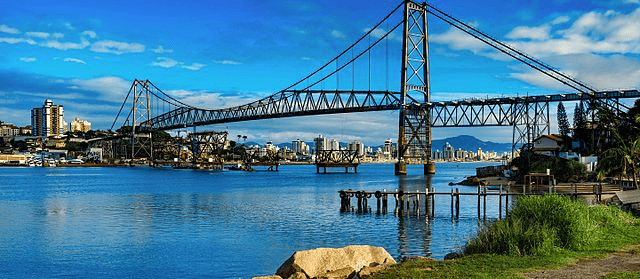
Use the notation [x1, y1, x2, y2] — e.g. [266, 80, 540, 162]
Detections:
[0, 162, 505, 278]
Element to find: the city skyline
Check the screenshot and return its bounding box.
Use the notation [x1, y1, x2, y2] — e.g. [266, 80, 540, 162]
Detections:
[1, 0, 640, 145]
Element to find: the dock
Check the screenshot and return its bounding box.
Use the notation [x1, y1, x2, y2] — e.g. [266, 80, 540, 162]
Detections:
[339, 183, 625, 220]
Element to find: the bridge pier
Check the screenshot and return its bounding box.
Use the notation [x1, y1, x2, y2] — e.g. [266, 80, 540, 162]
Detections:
[394, 161, 407, 175]
[424, 163, 435, 175]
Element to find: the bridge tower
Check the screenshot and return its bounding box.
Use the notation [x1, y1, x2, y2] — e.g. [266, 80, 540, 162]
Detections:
[395, 1, 434, 175]
[130, 79, 153, 162]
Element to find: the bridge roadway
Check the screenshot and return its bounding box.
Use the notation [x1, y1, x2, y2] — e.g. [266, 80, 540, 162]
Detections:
[142, 88, 640, 131]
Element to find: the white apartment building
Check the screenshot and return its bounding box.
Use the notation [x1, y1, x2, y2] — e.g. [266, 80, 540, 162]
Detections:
[31, 99, 66, 137]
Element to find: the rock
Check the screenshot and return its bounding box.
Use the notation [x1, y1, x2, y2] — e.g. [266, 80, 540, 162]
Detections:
[287, 272, 308, 279]
[276, 245, 396, 279]
[358, 265, 388, 278]
[321, 267, 356, 279]
[444, 252, 462, 260]
[252, 276, 283, 279]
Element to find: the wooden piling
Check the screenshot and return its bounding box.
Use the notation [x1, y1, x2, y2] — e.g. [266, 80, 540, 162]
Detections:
[483, 186, 487, 221]
[455, 188, 460, 219]
[477, 186, 481, 220]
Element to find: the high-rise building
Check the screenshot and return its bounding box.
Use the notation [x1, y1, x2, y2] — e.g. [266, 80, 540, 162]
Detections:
[314, 135, 329, 153]
[31, 99, 66, 137]
[348, 140, 364, 157]
[70, 116, 91, 133]
[383, 138, 393, 159]
[443, 142, 455, 160]
[330, 138, 340, 150]
[292, 139, 309, 155]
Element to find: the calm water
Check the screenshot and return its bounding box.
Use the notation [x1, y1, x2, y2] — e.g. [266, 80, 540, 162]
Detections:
[0, 162, 505, 278]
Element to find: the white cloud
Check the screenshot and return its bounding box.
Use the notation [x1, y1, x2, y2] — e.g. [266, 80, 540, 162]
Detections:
[151, 57, 180, 68]
[214, 60, 241, 65]
[0, 37, 36, 45]
[152, 45, 173, 53]
[26, 31, 50, 38]
[331, 30, 346, 39]
[182, 63, 205, 71]
[52, 32, 64, 39]
[41, 39, 90, 51]
[0, 24, 19, 34]
[505, 25, 550, 40]
[19, 57, 37, 62]
[90, 40, 145, 55]
[63, 57, 86, 64]
[69, 76, 131, 101]
[550, 15, 571, 25]
[430, 26, 490, 54]
[81, 30, 97, 39]
[364, 27, 401, 42]
[510, 54, 640, 91]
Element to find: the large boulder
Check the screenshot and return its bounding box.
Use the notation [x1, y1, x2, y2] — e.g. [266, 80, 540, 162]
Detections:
[276, 245, 396, 279]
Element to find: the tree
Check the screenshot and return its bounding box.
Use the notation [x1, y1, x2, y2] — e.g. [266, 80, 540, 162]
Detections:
[557, 102, 571, 137]
[573, 102, 589, 153]
[573, 102, 587, 131]
[599, 130, 640, 189]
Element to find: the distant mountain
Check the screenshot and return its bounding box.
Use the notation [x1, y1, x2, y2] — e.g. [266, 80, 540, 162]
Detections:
[432, 135, 511, 154]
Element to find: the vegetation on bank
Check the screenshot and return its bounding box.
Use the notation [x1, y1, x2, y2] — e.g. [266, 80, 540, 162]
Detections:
[372, 195, 640, 278]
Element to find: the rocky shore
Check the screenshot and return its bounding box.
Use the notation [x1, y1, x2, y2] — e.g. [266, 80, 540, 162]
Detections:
[253, 245, 396, 279]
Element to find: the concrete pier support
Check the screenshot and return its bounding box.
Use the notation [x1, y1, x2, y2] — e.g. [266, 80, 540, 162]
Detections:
[395, 161, 407, 175]
[424, 163, 435, 174]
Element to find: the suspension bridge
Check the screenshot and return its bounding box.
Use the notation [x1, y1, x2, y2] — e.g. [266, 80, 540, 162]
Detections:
[107, 0, 640, 174]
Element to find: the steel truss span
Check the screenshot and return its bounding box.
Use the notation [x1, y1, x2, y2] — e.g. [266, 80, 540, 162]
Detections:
[107, 0, 640, 169]
[143, 89, 403, 131]
[430, 89, 640, 127]
[126, 80, 640, 131]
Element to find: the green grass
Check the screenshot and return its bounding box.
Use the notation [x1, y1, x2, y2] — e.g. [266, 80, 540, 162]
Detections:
[372, 195, 640, 278]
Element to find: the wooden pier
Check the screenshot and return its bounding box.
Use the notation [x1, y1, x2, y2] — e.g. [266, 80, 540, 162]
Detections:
[339, 184, 624, 220]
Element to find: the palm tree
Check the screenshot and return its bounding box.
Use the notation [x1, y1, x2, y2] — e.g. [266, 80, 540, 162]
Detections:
[599, 131, 640, 189]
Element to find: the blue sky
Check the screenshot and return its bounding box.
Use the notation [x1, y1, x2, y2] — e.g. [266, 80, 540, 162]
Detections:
[1, 0, 640, 146]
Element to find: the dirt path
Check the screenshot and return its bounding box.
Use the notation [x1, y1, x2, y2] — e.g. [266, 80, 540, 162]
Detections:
[523, 245, 640, 279]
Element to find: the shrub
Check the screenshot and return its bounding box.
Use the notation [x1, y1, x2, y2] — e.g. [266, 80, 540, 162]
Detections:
[465, 195, 637, 256]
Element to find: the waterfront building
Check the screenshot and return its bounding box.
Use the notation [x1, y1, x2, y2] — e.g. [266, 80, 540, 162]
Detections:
[313, 135, 329, 153]
[292, 139, 309, 155]
[443, 142, 454, 160]
[0, 123, 19, 137]
[433, 149, 442, 160]
[31, 100, 66, 137]
[70, 116, 91, 133]
[456, 148, 465, 160]
[383, 139, 394, 159]
[330, 138, 340, 150]
[348, 140, 364, 157]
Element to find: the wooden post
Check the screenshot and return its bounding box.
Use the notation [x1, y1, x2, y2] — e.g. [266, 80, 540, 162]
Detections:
[455, 188, 460, 219]
[483, 186, 487, 221]
[477, 186, 481, 220]
[425, 187, 430, 217]
[506, 192, 509, 218]
[415, 190, 420, 215]
[382, 190, 388, 214]
[450, 189, 454, 218]
[430, 187, 435, 217]
[499, 185, 503, 220]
